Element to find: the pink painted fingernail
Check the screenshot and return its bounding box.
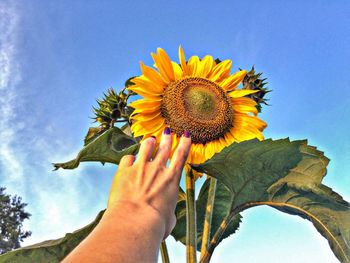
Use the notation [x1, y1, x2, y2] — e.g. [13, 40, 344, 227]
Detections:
[164, 127, 171, 135]
[151, 135, 156, 140]
[184, 129, 190, 138]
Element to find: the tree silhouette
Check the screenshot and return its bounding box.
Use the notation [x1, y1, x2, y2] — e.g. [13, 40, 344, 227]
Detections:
[0, 187, 32, 254]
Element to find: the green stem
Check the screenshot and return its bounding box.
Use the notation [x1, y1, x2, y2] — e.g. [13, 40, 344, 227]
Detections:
[199, 212, 235, 263]
[160, 240, 170, 263]
[200, 200, 258, 263]
[185, 168, 197, 263]
[200, 177, 217, 260]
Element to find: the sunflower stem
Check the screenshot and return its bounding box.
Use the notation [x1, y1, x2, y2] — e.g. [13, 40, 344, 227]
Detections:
[185, 167, 197, 263]
[160, 240, 170, 263]
[199, 211, 235, 263]
[200, 176, 217, 260]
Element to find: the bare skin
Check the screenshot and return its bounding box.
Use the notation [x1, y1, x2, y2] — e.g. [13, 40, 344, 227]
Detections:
[63, 128, 191, 263]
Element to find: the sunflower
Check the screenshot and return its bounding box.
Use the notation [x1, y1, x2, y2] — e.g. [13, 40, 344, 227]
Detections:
[128, 47, 267, 170]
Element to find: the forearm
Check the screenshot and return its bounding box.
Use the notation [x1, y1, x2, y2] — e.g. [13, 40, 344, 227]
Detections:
[63, 203, 165, 263]
[63, 133, 191, 262]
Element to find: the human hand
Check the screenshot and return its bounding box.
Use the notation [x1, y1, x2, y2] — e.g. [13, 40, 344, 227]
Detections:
[105, 127, 191, 239]
[63, 129, 191, 263]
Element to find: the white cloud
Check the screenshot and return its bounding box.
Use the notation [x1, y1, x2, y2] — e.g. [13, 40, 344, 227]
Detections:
[20, 136, 105, 245]
[0, 1, 106, 247]
[0, 1, 25, 188]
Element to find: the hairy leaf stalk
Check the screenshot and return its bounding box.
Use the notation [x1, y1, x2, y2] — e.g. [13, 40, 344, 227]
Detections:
[199, 212, 235, 263]
[185, 168, 197, 263]
[160, 240, 170, 263]
[200, 177, 217, 260]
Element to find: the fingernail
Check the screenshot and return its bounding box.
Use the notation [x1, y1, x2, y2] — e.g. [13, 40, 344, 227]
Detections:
[164, 127, 171, 135]
[184, 129, 191, 138]
[151, 135, 156, 140]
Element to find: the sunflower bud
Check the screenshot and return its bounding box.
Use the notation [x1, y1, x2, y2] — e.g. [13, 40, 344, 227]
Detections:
[242, 67, 271, 112]
[92, 88, 131, 127]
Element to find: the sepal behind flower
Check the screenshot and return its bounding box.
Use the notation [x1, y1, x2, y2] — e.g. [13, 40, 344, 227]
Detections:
[242, 66, 271, 112]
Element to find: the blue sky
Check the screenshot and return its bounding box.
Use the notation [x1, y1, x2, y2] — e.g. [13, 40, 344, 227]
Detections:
[0, 1, 349, 262]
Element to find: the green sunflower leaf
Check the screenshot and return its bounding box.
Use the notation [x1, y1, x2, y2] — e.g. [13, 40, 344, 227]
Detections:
[0, 210, 105, 263]
[53, 127, 139, 170]
[171, 182, 242, 251]
[125, 76, 136, 87]
[171, 187, 187, 245]
[192, 138, 350, 263]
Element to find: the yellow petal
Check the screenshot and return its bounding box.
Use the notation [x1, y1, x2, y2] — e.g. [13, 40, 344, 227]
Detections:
[231, 98, 258, 114]
[230, 121, 265, 142]
[129, 99, 161, 116]
[131, 75, 164, 94]
[151, 48, 175, 82]
[230, 127, 255, 141]
[130, 106, 160, 117]
[131, 112, 161, 122]
[228, 89, 259, 98]
[187, 144, 197, 163]
[219, 70, 247, 91]
[129, 98, 161, 108]
[244, 126, 264, 140]
[188, 144, 198, 162]
[140, 62, 167, 87]
[171, 62, 183, 80]
[187, 56, 199, 76]
[234, 114, 267, 130]
[241, 127, 263, 140]
[131, 116, 165, 137]
[231, 97, 257, 107]
[233, 105, 258, 115]
[219, 137, 228, 149]
[204, 143, 215, 160]
[178, 46, 189, 76]
[224, 131, 236, 145]
[208, 60, 232, 82]
[228, 129, 240, 142]
[127, 85, 162, 99]
[213, 140, 223, 154]
[195, 55, 215, 78]
[191, 144, 206, 165]
[142, 126, 164, 141]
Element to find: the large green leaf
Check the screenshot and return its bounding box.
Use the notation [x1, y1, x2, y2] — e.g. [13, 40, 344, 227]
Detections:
[53, 127, 139, 170]
[0, 210, 105, 263]
[192, 138, 350, 263]
[171, 182, 242, 251]
[171, 188, 187, 245]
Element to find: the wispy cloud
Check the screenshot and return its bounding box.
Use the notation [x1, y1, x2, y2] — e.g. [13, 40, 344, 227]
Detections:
[0, 1, 25, 188]
[21, 136, 107, 245]
[0, 1, 106, 246]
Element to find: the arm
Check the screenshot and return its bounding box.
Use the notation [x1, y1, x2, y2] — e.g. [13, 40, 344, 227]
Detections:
[63, 128, 191, 263]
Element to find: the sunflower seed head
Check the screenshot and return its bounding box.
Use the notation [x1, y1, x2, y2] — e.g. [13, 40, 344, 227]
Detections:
[161, 77, 233, 144]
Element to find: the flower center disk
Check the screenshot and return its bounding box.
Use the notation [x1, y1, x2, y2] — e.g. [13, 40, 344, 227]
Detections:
[161, 77, 233, 144]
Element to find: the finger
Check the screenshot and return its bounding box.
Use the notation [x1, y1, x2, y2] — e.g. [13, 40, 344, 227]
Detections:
[118, 155, 135, 170]
[168, 130, 191, 179]
[136, 136, 156, 164]
[153, 127, 172, 166]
